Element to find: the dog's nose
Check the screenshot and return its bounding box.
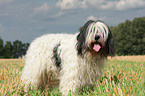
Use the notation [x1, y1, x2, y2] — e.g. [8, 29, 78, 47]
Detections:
[95, 35, 100, 40]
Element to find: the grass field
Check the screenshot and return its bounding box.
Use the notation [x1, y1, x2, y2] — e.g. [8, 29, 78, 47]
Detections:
[0, 56, 145, 96]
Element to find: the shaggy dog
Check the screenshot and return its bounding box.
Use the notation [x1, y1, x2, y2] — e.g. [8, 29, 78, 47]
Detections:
[21, 20, 114, 95]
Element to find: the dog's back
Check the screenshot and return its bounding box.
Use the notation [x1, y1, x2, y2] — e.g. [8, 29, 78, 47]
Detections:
[21, 33, 76, 89]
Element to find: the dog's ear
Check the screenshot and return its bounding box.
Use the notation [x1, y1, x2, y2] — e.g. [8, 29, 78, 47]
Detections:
[77, 20, 94, 40]
[107, 31, 114, 56]
[76, 20, 94, 55]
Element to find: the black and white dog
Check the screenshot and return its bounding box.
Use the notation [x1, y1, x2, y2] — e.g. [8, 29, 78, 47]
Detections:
[21, 20, 114, 95]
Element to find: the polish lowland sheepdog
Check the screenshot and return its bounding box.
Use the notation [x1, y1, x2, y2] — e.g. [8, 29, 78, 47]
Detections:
[21, 20, 114, 95]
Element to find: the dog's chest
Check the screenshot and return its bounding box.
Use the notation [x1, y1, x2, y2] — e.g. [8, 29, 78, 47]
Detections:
[77, 58, 103, 85]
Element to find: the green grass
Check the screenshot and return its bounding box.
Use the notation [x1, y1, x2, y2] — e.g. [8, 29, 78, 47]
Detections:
[0, 59, 144, 96]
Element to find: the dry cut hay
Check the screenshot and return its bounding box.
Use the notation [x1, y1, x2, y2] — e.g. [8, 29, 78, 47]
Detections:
[108, 55, 145, 62]
[0, 55, 145, 62]
[0, 59, 23, 61]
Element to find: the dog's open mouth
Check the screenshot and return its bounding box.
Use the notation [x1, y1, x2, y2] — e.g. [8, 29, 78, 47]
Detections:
[91, 42, 102, 52]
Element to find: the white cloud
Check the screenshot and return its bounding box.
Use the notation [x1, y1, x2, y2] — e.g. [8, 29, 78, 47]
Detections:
[34, 3, 50, 13]
[100, 1, 117, 10]
[86, 15, 105, 21]
[56, 0, 81, 10]
[56, 0, 109, 10]
[54, 11, 65, 18]
[56, 0, 145, 10]
[80, 0, 87, 9]
[87, 0, 104, 6]
[87, 16, 98, 21]
[116, 0, 145, 10]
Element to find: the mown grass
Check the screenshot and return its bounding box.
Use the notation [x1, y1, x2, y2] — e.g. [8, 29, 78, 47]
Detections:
[0, 57, 145, 96]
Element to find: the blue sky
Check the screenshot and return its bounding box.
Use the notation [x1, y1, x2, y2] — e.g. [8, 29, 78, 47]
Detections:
[0, 0, 145, 43]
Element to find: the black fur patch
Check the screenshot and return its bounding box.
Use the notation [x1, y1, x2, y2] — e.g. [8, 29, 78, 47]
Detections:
[98, 20, 114, 56]
[52, 43, 61, 68]
[107, 30, 114, 56]
[76, 20, 95, 55]
[102, 28, 114, 57]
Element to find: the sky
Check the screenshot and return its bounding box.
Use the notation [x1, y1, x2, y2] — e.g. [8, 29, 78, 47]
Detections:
[0, 0, 145, 43]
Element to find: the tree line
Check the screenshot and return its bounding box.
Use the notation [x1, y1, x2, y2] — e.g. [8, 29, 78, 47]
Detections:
[0, 17, 145, 58]
[0, 38, 29, 58]
[111, 16, 145, 55]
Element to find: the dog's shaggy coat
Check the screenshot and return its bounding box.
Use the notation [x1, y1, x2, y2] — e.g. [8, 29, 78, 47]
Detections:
[21, 20, 114, 95]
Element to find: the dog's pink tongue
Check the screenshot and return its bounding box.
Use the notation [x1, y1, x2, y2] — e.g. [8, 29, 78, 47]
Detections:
[93, 44, 101, 52]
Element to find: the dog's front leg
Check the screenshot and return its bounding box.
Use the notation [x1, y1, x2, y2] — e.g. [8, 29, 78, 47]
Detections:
[59, 69, 81, 96]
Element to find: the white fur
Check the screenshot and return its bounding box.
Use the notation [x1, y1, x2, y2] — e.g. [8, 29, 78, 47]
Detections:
[21, 33, 106, 95]
[21, 21, 110, 95]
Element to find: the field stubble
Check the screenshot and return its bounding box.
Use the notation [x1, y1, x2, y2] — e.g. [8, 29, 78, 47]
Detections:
[0, 56, 145, 95]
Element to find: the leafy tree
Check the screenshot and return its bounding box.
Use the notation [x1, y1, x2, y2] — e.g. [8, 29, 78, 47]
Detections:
[0, 37, 30, 58]
[13, 40, 23, 58]
[111, 17, 145, 55]
[3, 41, 13, 58]
[21, 43, 29, 56]
[12, 40, 29, 58]
[131, 17, 145, 55]
[0, 37, 4, 57]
